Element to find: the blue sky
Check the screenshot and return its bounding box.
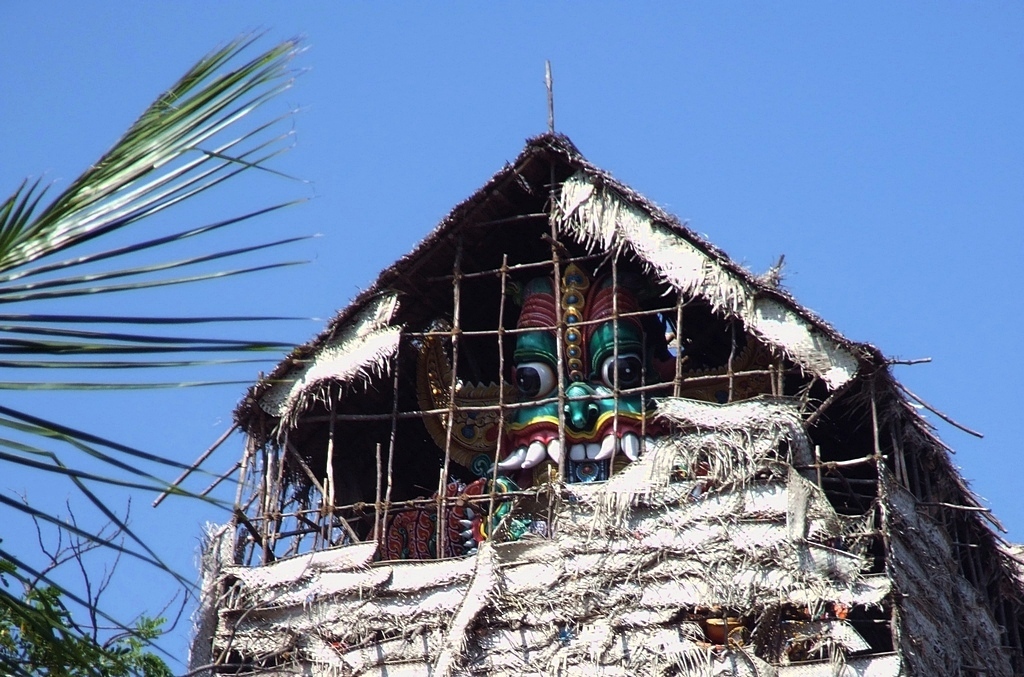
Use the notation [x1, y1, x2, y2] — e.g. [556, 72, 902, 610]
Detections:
[2, 3, 1022, 667]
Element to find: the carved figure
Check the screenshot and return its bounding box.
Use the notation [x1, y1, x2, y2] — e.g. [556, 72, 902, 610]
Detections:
[497, 264, 663, 485]
[404, 261, 777, 554]
[381, 477, 523, 560]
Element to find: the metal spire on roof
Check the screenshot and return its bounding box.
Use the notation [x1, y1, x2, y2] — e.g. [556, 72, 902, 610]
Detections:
[545, 60, 555, 133]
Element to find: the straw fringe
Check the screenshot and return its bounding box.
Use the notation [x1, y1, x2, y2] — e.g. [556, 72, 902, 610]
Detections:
[555, 172, 858, 390]
[259, 293, 400, 427]
[207, 398, 911, 675]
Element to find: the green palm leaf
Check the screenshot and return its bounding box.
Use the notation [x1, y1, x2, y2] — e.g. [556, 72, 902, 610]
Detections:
[0, 34, 308, 671]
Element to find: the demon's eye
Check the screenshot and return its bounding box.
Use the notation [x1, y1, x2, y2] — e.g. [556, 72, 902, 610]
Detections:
[600, 354, 643, 389]
[514, 362, 556, 399]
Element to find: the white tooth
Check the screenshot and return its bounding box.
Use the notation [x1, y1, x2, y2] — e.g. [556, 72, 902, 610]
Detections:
[621, 433, 640, 461]
[458, 519, 473, 528]
[585, 442, 601, 460]
[546, 439, 563, 463]
[569, 443, 587, 461]
[497, 447, 527, 470]
[595, 434, 618, 461]
[523, 440, 547, 469]
[644, 436, 655, 452]
[464, 507, 475, 519]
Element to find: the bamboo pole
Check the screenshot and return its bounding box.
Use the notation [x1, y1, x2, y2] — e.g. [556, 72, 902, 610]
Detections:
[295, 367, 792, 424]
[917, 502, 992, 512]
[549, 159, 567, 488]
[727, 321, 736, 402]
[403, 304, 683, 339]
[324, 405, 338, 549]
[381, 353, 400, 551]
[373, 442, 382, 544]
[153, 423, 238, 507]
[488, 255, 510, 540]
[891, 427, 907, 489]
[231, 439, 255, 564]
[639, 289, 649, 461]
[284, 438, 328, 551]
[425, 250, 605, 283]
[795, 454, 882, 470]
[610, 250, 621, 474]
[284, 440, 328, 498]
[197, 461, 241, 498]
[259, 446, 271, 564]
[908, 435, 923, 500]
[673, 296, 684, 398]
[896, 382, 984, 438]
[271, 444, 286, 552]
[436, 235, 464, 558]
[959, 516, 981, 586]
[820, 476, 879, 487]
[803, 378, 856, 428]
[870, 382, 883, 461]
[234, 509, 274, 563]
[325, 406, 337, 508]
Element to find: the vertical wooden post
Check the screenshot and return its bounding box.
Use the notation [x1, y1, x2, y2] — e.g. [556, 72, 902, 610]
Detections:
[260, 446, 271, 564]
[271, 445, 286, 552]
[324, 405, 337, 545]
[488, 255, 510, 537]
[232, 439, 255, 564]
[436, 236, 464, 558]
[549, 162, 567, 485]
[673, 297, 684, 398]
[373, 442, 383, 545]
[610, 251, 621, 468]
[870, 377, 896, 653]
[381, 352, 400, 552]
[727, 322, 736, 402]
[545, 61, 555, 133]
[870, 380, 883, 462]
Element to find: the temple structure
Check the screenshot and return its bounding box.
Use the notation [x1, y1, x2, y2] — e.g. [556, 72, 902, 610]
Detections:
[189, 134, 1024, 676]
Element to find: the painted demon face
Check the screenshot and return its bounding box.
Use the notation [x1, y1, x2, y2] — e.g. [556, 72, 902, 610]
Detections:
[496, 264, 660, 485]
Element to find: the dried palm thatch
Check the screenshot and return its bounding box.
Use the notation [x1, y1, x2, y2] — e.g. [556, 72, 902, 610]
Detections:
[192, 134, 1024, 676]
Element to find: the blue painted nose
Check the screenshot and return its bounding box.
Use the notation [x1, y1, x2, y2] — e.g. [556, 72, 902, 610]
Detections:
[564, 381, 599, 433]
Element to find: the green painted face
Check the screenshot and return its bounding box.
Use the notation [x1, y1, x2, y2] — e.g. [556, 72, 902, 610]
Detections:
[587, 321, 644, 386]
[509, 328, 560, 434]
[498, 268, 661, 485]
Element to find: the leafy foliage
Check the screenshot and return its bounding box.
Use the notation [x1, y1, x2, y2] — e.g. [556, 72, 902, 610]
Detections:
[0, 559, 170, 676]
[0, 35, 307, 674]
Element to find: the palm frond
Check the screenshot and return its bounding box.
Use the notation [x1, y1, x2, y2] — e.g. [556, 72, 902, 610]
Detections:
[0, 37, 307, 650]
[0, 313, 306, 324]
[0, 36, 302, 273]
[0, 35, 313, 670]
[0, 380, 252, 390]
[0, 358, 268, 369]
[6, 200, 310, 284]
[0, 340, 288, 355]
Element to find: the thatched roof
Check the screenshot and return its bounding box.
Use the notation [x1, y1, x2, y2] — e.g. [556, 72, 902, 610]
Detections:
[231, 131, 1006, 530]
[204, 133, 1024, 676]
[230, 128, 1012, 528]
[235, 133, 870, 435]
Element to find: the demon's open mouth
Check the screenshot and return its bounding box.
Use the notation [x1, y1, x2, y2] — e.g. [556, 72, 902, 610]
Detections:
[500, 414, 658, 471]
